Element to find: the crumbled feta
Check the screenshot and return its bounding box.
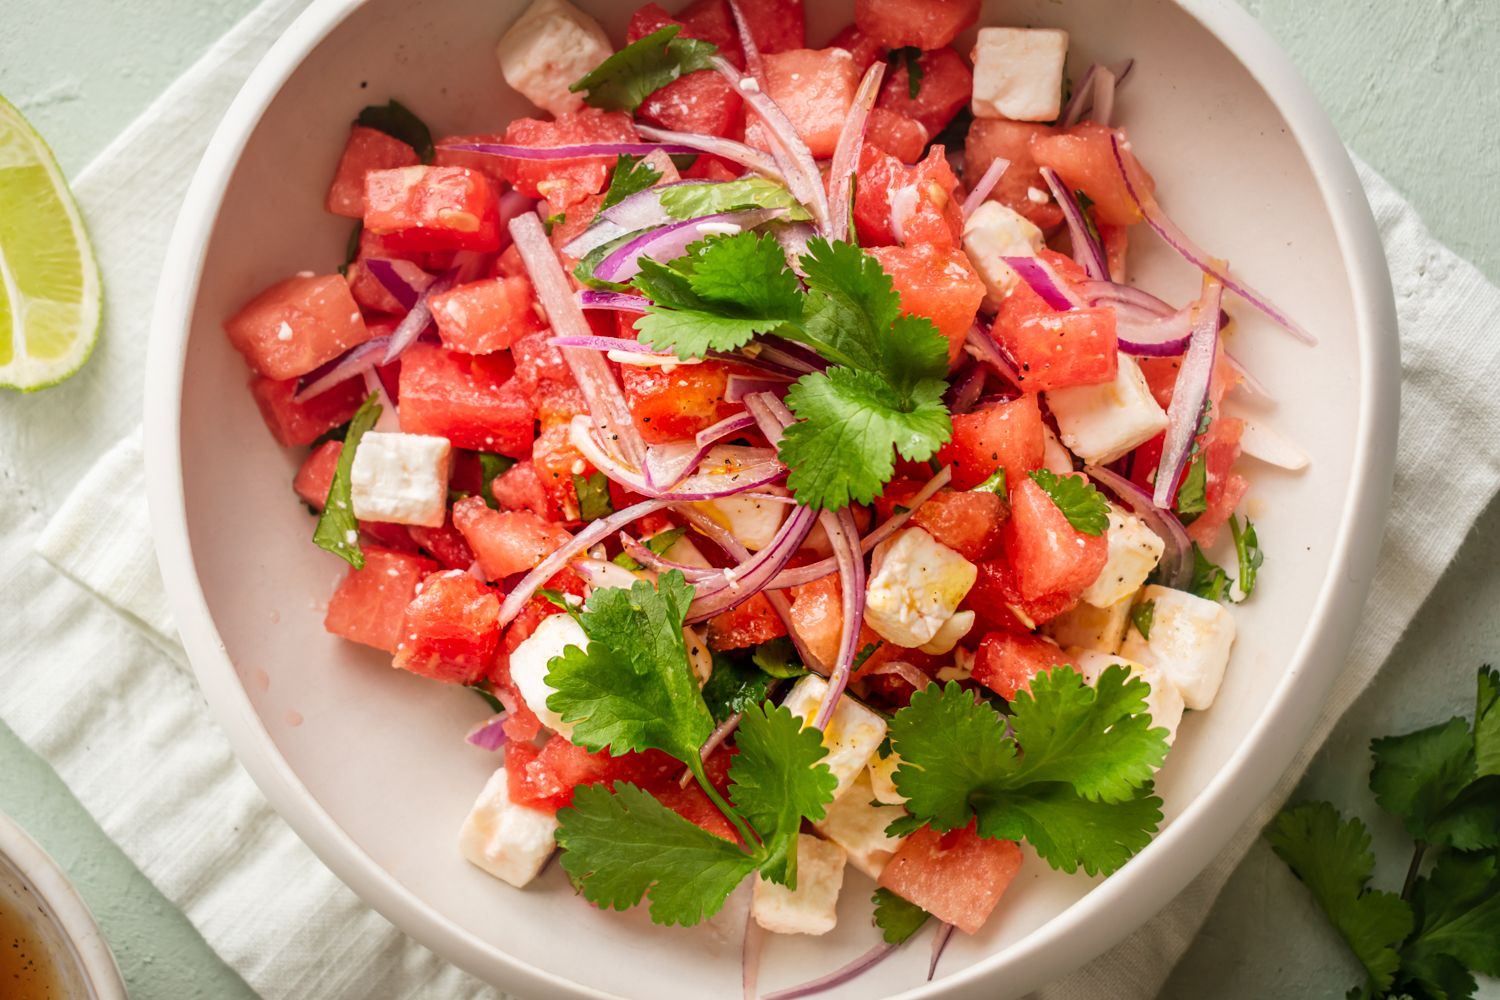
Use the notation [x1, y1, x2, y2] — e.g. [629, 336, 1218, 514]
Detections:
[495, 0, 613, 118]
[971, 27, 1070, 122]
[349, 432, 452, 528]
[864, 528, 977, 649]
[752, 833, 847, 935]
[1044, 592, 1133, 654]
[1119, 585, 1236, 711]
[813, 773, 907, 879]
[1078, 504, 1165, 608]
[1045, 353, 1170, 466]
[1041, 424, 1076, 475]
[458, 766, 560, 887]
[917, 610, 975, 655]
[962, 200, 1046, 309]
[782, 674, 888, 800]
[691, 491, 787, 552]
[866, 751, 906, 806]
[507, 612, 588, 738]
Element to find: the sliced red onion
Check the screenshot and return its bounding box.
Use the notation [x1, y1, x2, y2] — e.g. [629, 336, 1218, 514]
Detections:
[438, 140, 698, 160]
[753, 336, 827, 375]
[1224, 348, 1275, 401]
[497, 498, 672, 627]
[293, 335, 393, 402]
[619, 533, 715, 581]
[363, 367, 399, 431]
[928, 923, 956, 981]
[1109, 132, 1315, 345]
[497, 188, 536, 237]
[562, 181, 706, 258]
[1153, 276, 1225, 508]
[725, 372, 791, 403]
[1085, 463, 1193, 590]
[727, 0, 766, 83]
[707, 349, 804, 380]
[772, 222, 815, 276]
[465, 714, 510, 751]
[944, 361, 985, 414]
[511, 212, 648, 471]
[961, 157, 1010, 219]
[712, 56, 830, 232]
[635, 124, 782, 180]
[811, 507, 864, 729]
[1091, 66, 1120, 128]
[742, 390, 793, 448]
[593, 208, 789, 283]
[826, 61, 886, 244]
[575, 289, 651, 313]
[743, 909, 764, 1000]
[571, 416, 783, 501]
[1116, 310, 1193, 357]
[1004, 256, 1082, 310]
[382, 251, 487, 364]
[549, 334, 667, 354]
[643, 411, 760, 490]
[683, 505, 818, 621]
[763, 942, 901, 1000]
[1061, 59, 1135, 128]
[1077, 279, 1176, 316]
[364, 256, 434, 311]
[963, 322, 1023, 388]
[1042, 166, 1109, 281]
[561, 218, 632, 259]
[864, 659, 931, 692]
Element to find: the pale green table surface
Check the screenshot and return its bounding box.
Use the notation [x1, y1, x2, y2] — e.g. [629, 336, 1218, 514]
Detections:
[2, 2, 1497, 998]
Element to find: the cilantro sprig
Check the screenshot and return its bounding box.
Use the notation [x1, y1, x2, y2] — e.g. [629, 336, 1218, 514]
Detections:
[1028, 468, 1109, 536]
[313, 392, 381, 569]
[1267, 667, 1500, 999]
[873, 888, 930, 944]
[598, 154, 661, 214]
[547, 572, 838, 925]
[1187, 515, 1262, 604]
[570, 26, 718, 113]
[887, 671, 1169, 875]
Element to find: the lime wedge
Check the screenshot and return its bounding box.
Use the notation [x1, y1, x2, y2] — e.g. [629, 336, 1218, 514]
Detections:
[0, 95, 101, 391]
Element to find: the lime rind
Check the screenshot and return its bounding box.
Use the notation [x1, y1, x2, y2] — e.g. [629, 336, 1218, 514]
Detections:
[0, 94, 102, 392]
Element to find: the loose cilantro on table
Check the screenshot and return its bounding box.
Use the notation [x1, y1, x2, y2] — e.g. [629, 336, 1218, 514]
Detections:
[312, 392, 381, 569]
[571, 470, 614, 521]
[658, 177, 811, 221]
[1130, 599, 1156, 641]
[887, 671, 1169, 875]
[598, 154, 661, 214]
[872, 888, 930, 944]
[887, 46, 925, 99]
[1029, 468, 1110, 536]
[1266, 667, 1500, 999]
[354, 99, 433, 162]
[569, 26, 718, 113]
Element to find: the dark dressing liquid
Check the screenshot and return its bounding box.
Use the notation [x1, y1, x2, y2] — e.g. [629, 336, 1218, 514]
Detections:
[0, 890, 64, 1000]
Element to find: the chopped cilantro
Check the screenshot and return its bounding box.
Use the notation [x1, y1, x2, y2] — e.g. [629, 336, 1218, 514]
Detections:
[542, 211, 567, 236]
[1173, 452, 1208, 520]
[613, 525, 687, 570]
[1130, 599, 1155, 641]
[354, 99, 433, 162]
[658, 177, 811, 221]
[974, 466, 1008, 498]
[1074, 190, 1102, 247]
[309, 419, 352, 449]
[599, 154, 661, 214]
[572, 470, 614, 522]
[701, 652, 776, 723]
[477, 452, 515, 510]
[1028, 468, 1109, 536]
[1230, 515, 1262, 599]
[853, 641, 885, 673]
[468, 683, 505, 713]
[573, 230, 638, 290]
[338, 221, 362, 277]
[1188, 544, 1232, 602]
[887, 47, 925, 99]
[312, 392, 381, 569]
[872, 888, 930, 944]
[887, 672, 1169, 875]
[751, 636, 809, 679]
[569, 26, 718, 113]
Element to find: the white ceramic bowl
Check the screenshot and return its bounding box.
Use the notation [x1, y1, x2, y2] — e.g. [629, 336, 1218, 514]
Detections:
[0, 811, 127, 1000]
[145, 1, 1399, 996]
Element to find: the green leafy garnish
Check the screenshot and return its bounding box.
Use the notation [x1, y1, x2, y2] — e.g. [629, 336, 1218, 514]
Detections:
[573, 231, 637, 291]
[569, 26, 718, 113]
[1028, 468, 1109, 536]
[354, 99, 433, 162]
[613, 525, 687, 570]
[751, 636, 809, 679]
[888, 671, 1169, 875]
[1130, 599, 1155, 641]
[658, 177, 811, 221]
[887, 47, 925, 99]
[1230, 515, 1263, 599]
[572, 470, 614, 522]
[872, 888, 930, 944]
[974, 467, 1008, 498]
[599, 154, 661, 214]
[1074, 190, 1102, 247]
[468, 683, 504, 713]
[1173, 452, 1207, 520]
[542, 211, 566, 235]
[312, 393, 381, 569]
[477, 452, 515, 510]
[338, 221, 362, 277]
[700, 652, 776, 724]
[1188, 543, 1232, 603]
[727, 702, 839, 885]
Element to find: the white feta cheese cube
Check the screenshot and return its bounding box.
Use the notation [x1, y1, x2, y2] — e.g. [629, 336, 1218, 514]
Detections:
[1079, 504, 1165, 608]
[507, 612, 588, 738]
[752, 834, 847, 935]
[691, 491, 787, 552]
[1119, 585, 1236, 711]
[970, 27, 1070, 122]
[864, 528, 978, 649]
[1041, 424, 1076, 475]
[813, 773, 907, 879]
[496, 0, 613, 119]
[782, 674, 888, 800]
[867, 751, 906, 805]
[349, 431, 452, 527]
[1045, 354, 1169, 466]
[918, 610, 975, 655]
[1065, 647, 1186, 745]
[458, 766, 559, 887]
[1044, 593, 1132, 654]
[962, 200, 1046, 309]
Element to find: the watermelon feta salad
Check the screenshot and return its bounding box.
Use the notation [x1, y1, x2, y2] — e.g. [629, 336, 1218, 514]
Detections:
[223, 0, 1310, 990]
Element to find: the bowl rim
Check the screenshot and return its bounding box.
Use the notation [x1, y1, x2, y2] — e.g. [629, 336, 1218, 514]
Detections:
[0, 810, 128, 1000]
[143, 0, 1400, 996]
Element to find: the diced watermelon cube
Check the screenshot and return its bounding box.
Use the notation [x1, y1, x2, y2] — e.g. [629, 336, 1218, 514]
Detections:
[962, 558, 1076, 631]
[877, 822, 1022, 934]
[225, 274, 373, 380]
[855, 0, 979, 50]
[508, 734, 678, 813]
[734, 0, 805, 52]
[1001, 474, 1109, 601]
[936, 395, 1046, 491]
[452, 496, 573, 580]
[1184, 416, 1247, 548]
[650, 779, 739, 841]
[676, 0, 742, 58]
[865, 108, 929, 164]
[497, 109, 639, 209]
[509, 327, 573, 396]
[992, 270, 1119, 392]
[428, 276, 542, 355]
[828, 24, 885, 75]
[406, 513, 478, 570]
[325, 125, 420, 219]
[759, 48, 860, 158]
[393, 569, 501, 684]
[294, 440, 343, 508]
[1031, 122, 1156, 227]
[964, 119, 1063, 230]
[248, 374, 366, 448]
[854, 144, 963, 249]
[867, 243, 984, 364]
[530, 419, 592, 522]
[346, 254, 433, 317]
[489, 459, 552, 518]
[971, 629, 1069, 699]
[325, 546, 439, 653]
[628, 5, 744, 138]
[617, 358, 737, 444]
[397, 343, 534, 456]
[875, 482, 1006, 561]
[705, 594, 789, 651]
[363, 166, 502, 253]
[876, 47, 971, 137]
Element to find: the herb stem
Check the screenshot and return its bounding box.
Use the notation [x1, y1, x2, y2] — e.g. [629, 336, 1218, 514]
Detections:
[690, 758, 759, 848]
[1401, 842, 1426, 901]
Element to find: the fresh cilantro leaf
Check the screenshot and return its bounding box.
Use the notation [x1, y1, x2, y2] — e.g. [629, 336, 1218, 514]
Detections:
[781, 366, 951, 508]
[853, 641, 885, 673]
[570, 26, 718, 113]
[872, 888, 929, 944]
[572, 470, 614, 522]
[886, 46, 925, 98]
[312, 392, 381, 569]
[1131, 600, 1155, 641]
[727, 702, 838, 886]
[1230, 515, 1262, 599]
[535, 588, 579, 612]
[701, 652, 776, 724]
[888, 673, 1168, 875]
[1475, 666, 1499, 778]
[1266, 802, 1415, 993]
[790, 238, 908, 371]
[573, 230, 637, 290]
[339, 221, 362, 277]
[1174, 452, 1207, 520]
[310, 418, 352, 449]
[543, 211, 567, 236]
[659, 177, 812, 220]
[974, 467, 1008, 498]
[1074, 190, 1102, 247]
[545, 571, 714, 766]
[1371, 718, 1477, 846]
[468, 683, 504, 713]
[556, 782, 758, 926]
[751, 636, 809, 679]
[614, 525, 687, 570]
[1028, 469, 1110, 536]
[476, 452, 515, 510]
[354, 99, 433, 162]
[1189, 544, 1232, 602]
[1403, 849, 1500, 987]
[599, 154, 661, 213]
[632, 232, 804, 357]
